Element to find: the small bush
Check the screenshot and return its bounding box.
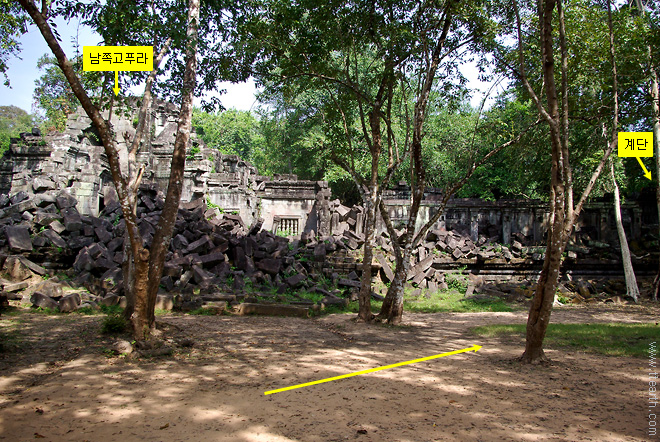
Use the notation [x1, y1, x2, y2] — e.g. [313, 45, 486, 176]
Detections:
[76, 306, 99, 315]
[100, 304, 123, 315]
[101, 313, 127, 334]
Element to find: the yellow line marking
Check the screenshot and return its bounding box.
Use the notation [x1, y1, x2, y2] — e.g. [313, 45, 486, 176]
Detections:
[264, 344, 482, 395]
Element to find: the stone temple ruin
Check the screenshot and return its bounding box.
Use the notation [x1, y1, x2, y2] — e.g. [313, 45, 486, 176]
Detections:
[0, 100, 655, 314]
[0, 99, 653, 248]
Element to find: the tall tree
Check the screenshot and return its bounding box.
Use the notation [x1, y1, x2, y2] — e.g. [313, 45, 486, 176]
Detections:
[192, 108, 264, 160]
[0, 105, 38, 153]
[32, 54, 102, 131]
[15, 0, 200, 340]
[502, 0, 620, 363]
[609, 159, 640, 302]
[241, 0, 491, 321]
[0, 0, 26, 86]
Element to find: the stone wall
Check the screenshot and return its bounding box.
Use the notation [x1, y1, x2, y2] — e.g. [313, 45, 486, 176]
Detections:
[0, 101, 328, 237]
[379, 182, 649, 245]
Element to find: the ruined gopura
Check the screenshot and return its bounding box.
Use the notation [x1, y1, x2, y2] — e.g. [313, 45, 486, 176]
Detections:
[0, 99, 651, 248]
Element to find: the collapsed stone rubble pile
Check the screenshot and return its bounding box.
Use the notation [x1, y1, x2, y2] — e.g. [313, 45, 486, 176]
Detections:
[0, 182, 652, 316]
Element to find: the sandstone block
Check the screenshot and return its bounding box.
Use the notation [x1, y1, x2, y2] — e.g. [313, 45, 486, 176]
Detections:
[155, 294, 174, 311]
[30, 292, 58, 310]
[58, 293, 81, 312]
[5, 226, 32, 252]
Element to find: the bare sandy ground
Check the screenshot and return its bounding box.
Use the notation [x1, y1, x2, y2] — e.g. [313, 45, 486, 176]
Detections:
[0, 304, 658, 442]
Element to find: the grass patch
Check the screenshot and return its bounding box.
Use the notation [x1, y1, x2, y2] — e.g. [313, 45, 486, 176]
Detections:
[100, 304, 123, 315]
[32, 306, 63, 315]
[471, 322, 660, 358]
[76, 306, 100, 315]
[403, 289, 513, 313]
[295, 291, 324, 303]
[189, 307, 222, 315]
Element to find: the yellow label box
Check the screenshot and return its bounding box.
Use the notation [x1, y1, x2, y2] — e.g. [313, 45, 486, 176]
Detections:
[83, 46, 153, 71]
[618, 132, 653, 157]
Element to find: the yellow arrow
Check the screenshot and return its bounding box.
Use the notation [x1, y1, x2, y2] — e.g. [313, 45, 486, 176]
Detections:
[637, 156, 652, 180]
[113, 70, 120, 96]
[264, 344, 482, 395]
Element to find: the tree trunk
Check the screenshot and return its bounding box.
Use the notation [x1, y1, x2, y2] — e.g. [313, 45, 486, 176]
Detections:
[18, 0, 201, 340]
[651, 65, 660, 302]
[521, 0, 566, 364]
[379, 247, 412, 325]
[521, 125, 566, 364]
[358, 191, 377, 321]
[144, 0, 200, 328]
[611, 163, 640, 302]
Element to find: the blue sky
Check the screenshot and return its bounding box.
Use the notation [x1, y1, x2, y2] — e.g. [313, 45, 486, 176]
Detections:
[0, 17, 260, 114]
[1, 17, 502, 116]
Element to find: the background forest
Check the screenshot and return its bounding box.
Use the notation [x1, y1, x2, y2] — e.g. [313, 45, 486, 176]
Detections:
[0, 0, 656, 206]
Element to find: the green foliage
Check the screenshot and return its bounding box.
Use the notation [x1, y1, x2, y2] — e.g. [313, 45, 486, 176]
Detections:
[32, 54, 103, 132]
[186, 145, 200, 160]
[101, 312, 127, 334]
[471, 323, 660, 358]
[445, 267, 469, 293]
[76, 306, 99, 315]
[192, 108, 263, 159]
[206, 197, 222, 211]
[0, 0, 27, 87]
[276, 228, 294, 238]
[0, 105, 39, 155]
[555, 291, 570, 305]
[100, 304, 123, 315]
[33, 306, 61, 315]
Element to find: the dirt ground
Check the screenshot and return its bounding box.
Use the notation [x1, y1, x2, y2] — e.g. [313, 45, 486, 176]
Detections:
[1, 304, 658, 442]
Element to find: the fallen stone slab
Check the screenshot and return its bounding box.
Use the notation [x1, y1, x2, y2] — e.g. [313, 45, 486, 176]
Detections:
[285, 273, 307, 288]
[338, 278, 361, 288]
[256, 258, 282, 275]
[9, 191, 29, 206]
[34, 211, 61, 226]
[313, 243, 326, 261]
[42, 229, 68, 248]
[31, 280, 64, 298]
[407, 255, 434, 281]
[198, 252, 226, 267]
[56, 194, 77, 210]
[3, 256, 35, 281]
[5, 226, 32, 252]
[58, 293, 81, 312]
[247, 217, 264, 236]
[61, 207, 83, 231]
[2, 281, 28, 292]
[100, 294, 121, 306]
[95, 227, 113, 244]
[49, 219, 66, 234]
[30, 292, 59, 310]
[237, 302, 309, 318]
[3, 198, 36, 216]
[18, 256, 47, 276]
[320, 297, 349, 307]
[376, 254, 394, 283]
